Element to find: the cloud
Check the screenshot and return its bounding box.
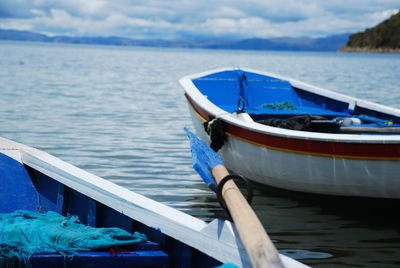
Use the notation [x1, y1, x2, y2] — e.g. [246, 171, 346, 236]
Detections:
[0, 0, 398, 39]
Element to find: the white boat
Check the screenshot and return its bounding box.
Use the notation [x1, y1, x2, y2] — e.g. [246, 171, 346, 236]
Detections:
[0, 136, 307, 267]
[180, 67, 400, 199]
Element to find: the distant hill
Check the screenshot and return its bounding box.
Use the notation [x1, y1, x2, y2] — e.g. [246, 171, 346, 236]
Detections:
[341, 11, 400, 53]
[0, 29, 51, 42]
[0, 29, 349, 52]
[207, 34, 350, 51]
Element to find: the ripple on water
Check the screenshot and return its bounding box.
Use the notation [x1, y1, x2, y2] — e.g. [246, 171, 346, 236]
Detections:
[1, 42, 400, 267]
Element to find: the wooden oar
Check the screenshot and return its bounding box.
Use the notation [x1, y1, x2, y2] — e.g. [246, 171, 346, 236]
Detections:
[339, 126, 400, 134]
[185, 128, 285, 268]
[310, 119, 400, 134]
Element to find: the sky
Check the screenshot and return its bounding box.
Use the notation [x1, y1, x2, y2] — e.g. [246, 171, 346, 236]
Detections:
[0, 0, 398, 40]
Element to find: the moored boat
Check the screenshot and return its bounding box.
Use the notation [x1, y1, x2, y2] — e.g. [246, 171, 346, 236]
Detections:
[0, 136, 306, 267]
[180, 67, 400, 199]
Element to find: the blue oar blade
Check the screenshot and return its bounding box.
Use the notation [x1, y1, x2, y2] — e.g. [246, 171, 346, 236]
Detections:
[184, 128, 224, 187]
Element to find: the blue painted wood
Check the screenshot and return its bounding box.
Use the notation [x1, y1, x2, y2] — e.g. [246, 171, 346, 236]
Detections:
[191, 247, 222, 268]
[131, 241, 161, 250]
[0, 153, 39, 213]
[96, 203, 135, 232]
[1, 153, 222, 267]
[193, 70, 351, 117]
[354, 106, 400, 123]
[0, 158, 173, 267]
[164, 237, 222, 268]
[27, 166, 64, 213]
[294, 88, 350, 113]
[133, 219, 167, 249]
[193, 71, 241, 111]
[56, 184, 66, 214]
[66, 188, 93, 224]
[87, 198, 97, 227]
[166, 237, 193, 268]
[30, 250, 169, 268]
[193, 69, 400, 125]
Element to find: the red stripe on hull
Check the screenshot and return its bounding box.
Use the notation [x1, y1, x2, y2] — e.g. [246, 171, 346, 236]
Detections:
[185, 93, 400, 160]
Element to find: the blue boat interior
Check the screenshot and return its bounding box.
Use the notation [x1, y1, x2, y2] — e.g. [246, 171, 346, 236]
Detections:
[0, 153, 221, 268]
[193, 70, 400, 130]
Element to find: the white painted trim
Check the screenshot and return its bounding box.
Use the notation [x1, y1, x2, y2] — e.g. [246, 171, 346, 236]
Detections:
[0, 137, 307, 267]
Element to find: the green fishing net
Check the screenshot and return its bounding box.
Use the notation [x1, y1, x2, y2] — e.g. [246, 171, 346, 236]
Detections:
[260, 101, 297, 110]
[0, 210, 147, 267]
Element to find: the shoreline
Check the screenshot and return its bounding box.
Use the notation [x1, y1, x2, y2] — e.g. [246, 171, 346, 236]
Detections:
[340, 46, 400, 53]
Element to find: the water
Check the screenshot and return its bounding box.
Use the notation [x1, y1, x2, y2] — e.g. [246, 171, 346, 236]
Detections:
[1, 41, 400, 267]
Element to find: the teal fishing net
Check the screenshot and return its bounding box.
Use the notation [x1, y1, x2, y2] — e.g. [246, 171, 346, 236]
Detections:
[0, 210, 147, 267]
[215, 263, 240, 268]
[260, 101, 297, 110]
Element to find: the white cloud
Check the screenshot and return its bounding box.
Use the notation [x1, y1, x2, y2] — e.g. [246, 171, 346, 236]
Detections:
[198, 17, 281, 38]
[0, 0, 398, 39]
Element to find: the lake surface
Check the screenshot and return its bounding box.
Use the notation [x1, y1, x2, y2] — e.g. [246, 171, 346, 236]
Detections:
[1, 41, 400, 267]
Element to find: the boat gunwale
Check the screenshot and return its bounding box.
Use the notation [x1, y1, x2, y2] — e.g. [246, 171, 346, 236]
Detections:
[0, 136, 310, 268]
[180, 67, 400, 144]
[0, 137, 251, 266]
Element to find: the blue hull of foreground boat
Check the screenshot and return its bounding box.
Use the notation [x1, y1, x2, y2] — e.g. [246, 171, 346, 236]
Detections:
[0, 153, 218, 268]
[0, 136, 307, 268]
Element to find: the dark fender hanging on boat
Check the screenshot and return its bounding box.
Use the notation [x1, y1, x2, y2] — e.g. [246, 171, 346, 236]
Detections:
[204, 117, 226, 152]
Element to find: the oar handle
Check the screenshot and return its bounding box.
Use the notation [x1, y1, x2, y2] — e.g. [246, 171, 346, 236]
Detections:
[339, 126, 400, 134]
[212, 165, 285, 268]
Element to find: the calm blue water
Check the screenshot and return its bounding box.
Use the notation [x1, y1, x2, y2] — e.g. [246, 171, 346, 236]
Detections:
[1, 41, 400, 267]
